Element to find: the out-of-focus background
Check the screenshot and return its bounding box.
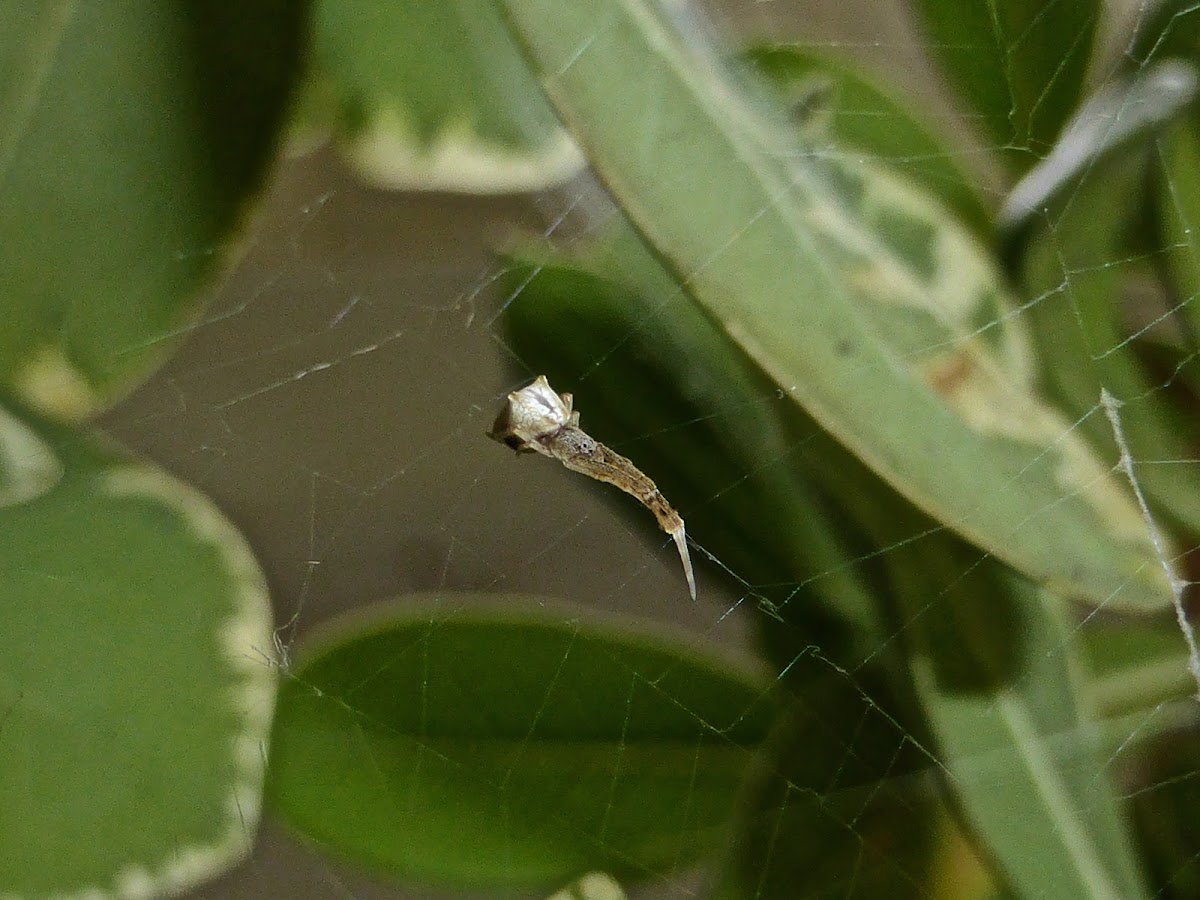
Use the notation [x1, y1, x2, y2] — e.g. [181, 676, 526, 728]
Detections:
[68, 0, 1159, 897]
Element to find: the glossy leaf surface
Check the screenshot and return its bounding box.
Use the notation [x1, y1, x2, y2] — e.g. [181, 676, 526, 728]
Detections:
[268, 599, 774, 889]
[0, 2, 302, 420]
[497, 0, 1170, 611]
[745, 44, 992, 237]
[908, 0, 1099, 170]
[0, 401, 275, 897]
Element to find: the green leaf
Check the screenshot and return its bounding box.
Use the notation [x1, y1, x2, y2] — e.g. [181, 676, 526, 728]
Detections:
[306, 1, 582, 192]
[1126, 0, 1200, 71]
[1126, 726, 1200, 898]
[1000, 62, 1197, 233]
[1157, 117, 1200, 365]
[743, 45, 992, 238]
[1081, 618, 1197, 719]
[0, 1, 303, 421]
[712, 658, 942, 899]
[496, 0, 1170, 612]
[1020, 142, 1200, 535]
[908, 0, 1099, 171]
[900, 553, 1149, 900]
[267, 598, 774, 890]
[780, 420, 1148, 897]
[0, 400, 275, 896]
[813, 449, 1148, 898]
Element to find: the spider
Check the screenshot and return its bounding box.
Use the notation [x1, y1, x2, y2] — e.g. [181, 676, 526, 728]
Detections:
[488, 375, 696, 600]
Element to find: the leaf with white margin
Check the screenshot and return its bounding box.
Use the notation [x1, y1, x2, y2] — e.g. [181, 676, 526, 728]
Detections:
[496, 0, 1172, 612]
[303, 1, 583, 192]
[743, 44, 992, 239]
[0, 2, 303, 421]
[0, 402, 275, 898]
[0, 404, 62, 506]
[545, 872, 627, 900]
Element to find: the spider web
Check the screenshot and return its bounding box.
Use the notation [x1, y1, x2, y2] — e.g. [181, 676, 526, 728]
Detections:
[97, 1, 1200, 897]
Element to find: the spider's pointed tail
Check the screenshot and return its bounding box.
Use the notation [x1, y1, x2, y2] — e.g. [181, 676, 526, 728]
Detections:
[672, 526, 696, 601]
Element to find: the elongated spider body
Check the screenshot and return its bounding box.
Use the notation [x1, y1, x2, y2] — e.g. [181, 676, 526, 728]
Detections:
[489, 375, 696, 600]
